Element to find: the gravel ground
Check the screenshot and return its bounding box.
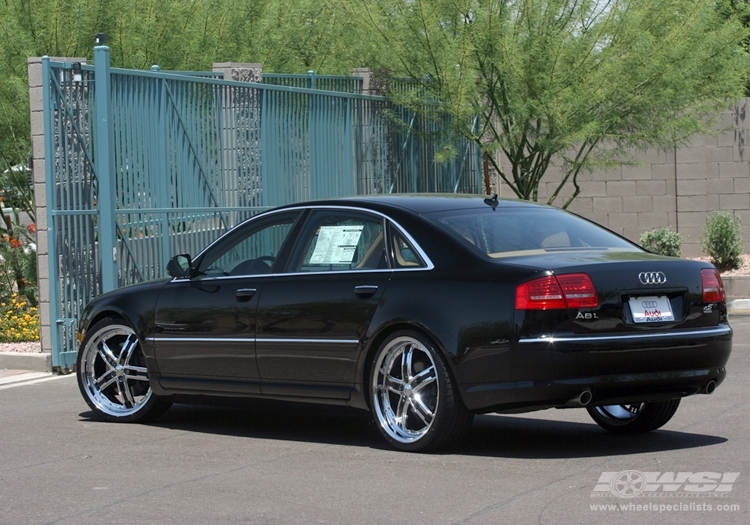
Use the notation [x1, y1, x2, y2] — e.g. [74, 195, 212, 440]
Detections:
[0, 341, 42, 353]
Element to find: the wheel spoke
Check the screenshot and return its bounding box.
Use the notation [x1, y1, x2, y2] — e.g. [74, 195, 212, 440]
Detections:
[411, 366, 436, 392]
[115, 377, 130, 408]
[401, 345, 413, 382]
[411, 396, 434, 426]
[120, 377, 136, 407]
[396, 396, 410, 426]
[119, 334, 138, 366]
[124, 366, 149, 382]
[98, 343, 118, 369]
[383, 374, 403, 395]
[96, 374, 117, 392]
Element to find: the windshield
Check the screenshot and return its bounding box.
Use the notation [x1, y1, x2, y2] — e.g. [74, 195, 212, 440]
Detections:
[425, 206, 638, 258]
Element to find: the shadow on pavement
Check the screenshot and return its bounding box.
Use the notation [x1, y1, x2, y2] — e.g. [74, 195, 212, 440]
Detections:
[80, 400, 727, 458]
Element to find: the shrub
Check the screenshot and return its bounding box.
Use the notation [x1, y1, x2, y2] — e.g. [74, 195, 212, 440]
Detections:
[0, 293, 39, 342]
[639, 227, 685, 257]
[0, 162, 37, 306]
[701, 211, 744, 271]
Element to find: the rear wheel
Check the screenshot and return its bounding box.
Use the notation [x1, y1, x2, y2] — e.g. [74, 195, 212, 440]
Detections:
[586, 399, 680, 434]
[77, 318, 171, 423]
[370, 331, 473, 452]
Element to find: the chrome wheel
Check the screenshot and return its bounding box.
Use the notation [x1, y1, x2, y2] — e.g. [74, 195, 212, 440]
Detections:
[587, 399, 680, 434]
[77, 318, 169, 422]
[372, 335, 439, 444]
[593, 404, 645, 423]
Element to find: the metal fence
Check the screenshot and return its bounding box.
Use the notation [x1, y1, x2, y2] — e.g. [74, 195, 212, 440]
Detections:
[42, 46, 482, 368]
[264, 72, 364, 94]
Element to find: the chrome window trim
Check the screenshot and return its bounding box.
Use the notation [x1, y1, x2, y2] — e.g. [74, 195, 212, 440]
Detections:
[148, 337, 359, 345]
[169, 204, 435, 283]
[518, 326, 731, 345]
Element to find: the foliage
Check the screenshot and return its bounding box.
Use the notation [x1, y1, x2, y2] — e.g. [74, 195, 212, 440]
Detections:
[639, 227, 685, 257]
[0, 293, 39, 342]
[2, 0, 749, 209]
[717, 0, 750, 96]
[701, 211, 744, 271]
[0, 0, 369, 169]
[0, 163, 37, 306]
[348, 0, 750, 208]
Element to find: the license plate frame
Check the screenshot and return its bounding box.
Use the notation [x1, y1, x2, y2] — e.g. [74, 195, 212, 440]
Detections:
[628, 295, 674, 323]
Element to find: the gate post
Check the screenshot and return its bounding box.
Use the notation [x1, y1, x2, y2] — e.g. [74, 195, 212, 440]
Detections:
[93, 46, 118, 292]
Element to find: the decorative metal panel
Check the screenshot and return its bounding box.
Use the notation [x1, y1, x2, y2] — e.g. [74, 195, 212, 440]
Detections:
[42, 48, 481, 367]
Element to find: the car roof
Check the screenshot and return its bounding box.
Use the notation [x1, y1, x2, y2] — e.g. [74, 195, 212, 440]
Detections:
[276, 194, 539, 215]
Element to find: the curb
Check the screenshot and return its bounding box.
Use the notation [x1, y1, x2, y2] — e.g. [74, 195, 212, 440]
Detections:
[0, 352, 51, 372]
[728, 299, 750, 316]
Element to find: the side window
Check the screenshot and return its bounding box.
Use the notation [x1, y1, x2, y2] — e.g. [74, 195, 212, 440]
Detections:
[391, 230, 425, 268]
[290, 210, 387, 272]
[197, 212, 298, 277]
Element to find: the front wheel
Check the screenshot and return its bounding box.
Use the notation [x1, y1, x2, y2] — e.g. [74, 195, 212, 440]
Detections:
[370, 331, 473, 452]
[586, 399, 681, 434]
[77, 318, 171, 423]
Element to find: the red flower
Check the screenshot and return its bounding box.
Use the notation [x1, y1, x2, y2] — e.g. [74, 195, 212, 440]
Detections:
[27, 223, 36, 234]
[10, 238, 22, 249]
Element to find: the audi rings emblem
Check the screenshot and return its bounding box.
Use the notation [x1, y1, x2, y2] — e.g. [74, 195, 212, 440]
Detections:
[638, 271, 667, 285]
[641, 300, 659, 308]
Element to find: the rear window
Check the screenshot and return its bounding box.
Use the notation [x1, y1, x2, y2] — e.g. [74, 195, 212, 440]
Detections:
[426, 206, 637, 258]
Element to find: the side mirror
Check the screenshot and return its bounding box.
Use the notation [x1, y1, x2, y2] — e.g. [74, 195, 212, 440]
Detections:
[167, 254, 193, 278]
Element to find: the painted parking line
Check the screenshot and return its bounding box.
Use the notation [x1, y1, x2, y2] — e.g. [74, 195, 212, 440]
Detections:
[0, 372, 75, 390]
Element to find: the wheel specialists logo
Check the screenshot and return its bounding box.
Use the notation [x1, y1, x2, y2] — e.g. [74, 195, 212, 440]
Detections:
[592, 471, 740, 499]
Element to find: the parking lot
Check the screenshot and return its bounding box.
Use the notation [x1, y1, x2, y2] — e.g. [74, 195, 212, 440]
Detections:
[1, 317, 748, 525]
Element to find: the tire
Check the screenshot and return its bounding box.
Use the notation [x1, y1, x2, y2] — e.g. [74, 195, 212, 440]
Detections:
[77, 317, 171, 423]
[370, 331, 473, 452]
[586, 399, 681, 434]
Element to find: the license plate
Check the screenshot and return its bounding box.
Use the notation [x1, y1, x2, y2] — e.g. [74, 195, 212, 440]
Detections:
[628, 295, 674, 323]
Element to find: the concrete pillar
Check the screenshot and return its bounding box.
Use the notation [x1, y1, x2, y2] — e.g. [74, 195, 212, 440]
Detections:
[212, 63, 263, 83]
[352, 68, 391, 96]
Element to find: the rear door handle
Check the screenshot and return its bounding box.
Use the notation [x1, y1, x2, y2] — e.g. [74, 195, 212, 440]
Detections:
[236, 288, 257, 301]
[354, 285, 378, 298]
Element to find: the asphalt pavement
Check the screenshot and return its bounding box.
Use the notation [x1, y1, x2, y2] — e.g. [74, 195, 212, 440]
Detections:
[1, 318, 748, 525]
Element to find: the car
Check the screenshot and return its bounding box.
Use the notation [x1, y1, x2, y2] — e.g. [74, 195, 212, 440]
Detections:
[76, 194, 732, 452]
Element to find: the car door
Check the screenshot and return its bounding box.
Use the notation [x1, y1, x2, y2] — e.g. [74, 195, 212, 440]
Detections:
[256, 208, 392, 399]
[152, 210, 301, 393]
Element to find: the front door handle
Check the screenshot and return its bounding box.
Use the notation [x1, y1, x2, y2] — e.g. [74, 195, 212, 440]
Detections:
[354, 285, 378, 298]
[236, 288, 257, 301]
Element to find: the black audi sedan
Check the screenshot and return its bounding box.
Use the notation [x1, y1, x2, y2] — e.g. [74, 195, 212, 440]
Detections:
[76, 195, 732, 451]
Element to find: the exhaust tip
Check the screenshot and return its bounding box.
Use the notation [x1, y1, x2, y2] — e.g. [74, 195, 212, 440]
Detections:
[563, 389, 593, 407]
[578, 389, 593, 406]
[701, 380, 717, 395]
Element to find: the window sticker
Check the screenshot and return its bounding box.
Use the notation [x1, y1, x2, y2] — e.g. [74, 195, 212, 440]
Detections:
[310, 225, 364, 264]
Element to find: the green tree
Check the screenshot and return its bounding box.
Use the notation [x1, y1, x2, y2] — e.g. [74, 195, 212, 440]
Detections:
[350, 0, 750, 207]
[0, 0, 365, 167]
[254, 0, 367, 73]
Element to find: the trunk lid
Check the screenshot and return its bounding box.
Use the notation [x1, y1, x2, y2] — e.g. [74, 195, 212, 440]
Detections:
[502, 249, 727, 337]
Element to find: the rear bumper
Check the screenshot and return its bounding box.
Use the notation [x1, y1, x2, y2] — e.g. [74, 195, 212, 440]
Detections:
[460, 325, 732, 412]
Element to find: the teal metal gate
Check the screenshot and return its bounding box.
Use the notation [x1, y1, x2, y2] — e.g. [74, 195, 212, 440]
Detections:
[42, 46, 482, 368]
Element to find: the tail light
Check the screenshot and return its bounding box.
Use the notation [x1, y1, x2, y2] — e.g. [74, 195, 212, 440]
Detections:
[515, 273, 599, 310]
[701, 268, 725, 303]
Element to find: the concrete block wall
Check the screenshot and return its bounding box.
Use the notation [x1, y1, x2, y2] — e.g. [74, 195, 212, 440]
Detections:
[491, 100, 750, 257]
